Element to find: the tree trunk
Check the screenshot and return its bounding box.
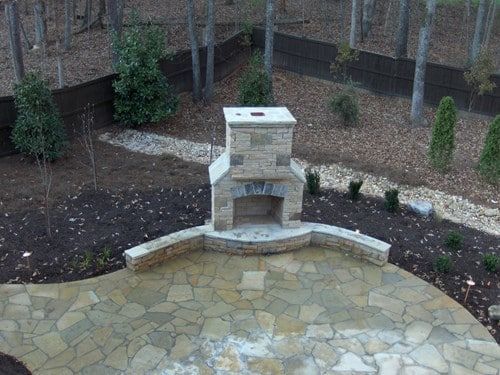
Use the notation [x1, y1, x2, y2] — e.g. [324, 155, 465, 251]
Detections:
[339, 0, 345, 42]
[204, 0, 215, 103]
[469, 0, 487, 63]
[34, 0, 47, 47]
[463, 0, 471, 45]
[5, 1, 25, 83]
[349, 0, 358, 47]
[483, 0, 497, 49]
[410, 0, 437, 127]
[64, 0, 73, 50]
[383, 0, 393, 36]
[362, 0, 376, 39]
[187, 0, 202, 102]
[106, 0, 123, 67]
[395, 0, 410, 58]
[264, 0, 275, 81]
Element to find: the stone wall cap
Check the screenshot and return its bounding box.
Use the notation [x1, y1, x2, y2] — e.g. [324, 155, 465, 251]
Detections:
[224, 107, 297, 127]
[209, 152, 230, 185]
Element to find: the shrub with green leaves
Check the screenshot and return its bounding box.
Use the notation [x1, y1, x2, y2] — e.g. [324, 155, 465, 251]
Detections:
[238, 51, 272, 106]
[464, 49, 496, 112]
[11, 73, 67, 160]
[330, 91, 359, 126]
[478, 115, 499, 184]
[434, 255, 452, 273]
[483, 253, 499, 272]
[113, 14, 178, 127]
[428, 96, 457, 171]
[444, 230, 463, 251]
[384, 189, 399, 212]
[305, 169, 321, 195]
[348, 180, 363, 200]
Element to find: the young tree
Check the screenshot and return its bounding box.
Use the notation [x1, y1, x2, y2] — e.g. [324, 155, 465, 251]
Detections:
[478, 115, 500, 183]
[464, 49, 496, 111]
[187, 0, 202, 102]
[410, 0, 437, 127]
[64, 0, 73, 50]
[264, 0, 275, 99]
[350, 0, 359, 47]
[469, 0, 488, 63]
[205, 0, 215, 103]
[79, 104, 98, 190]
[395, 0, 410, 58]
[34, 0, 47, 48]
[428, 96, 457, 171]
[483, 0, 497, 49]
[362, 0, 377, 39]
[5, 1, 25, 83]
[106, 0, 124, 67]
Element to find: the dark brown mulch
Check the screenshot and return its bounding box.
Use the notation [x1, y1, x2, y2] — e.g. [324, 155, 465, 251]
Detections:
[1, 167, 498, 340]
[0, 352, 32, 375]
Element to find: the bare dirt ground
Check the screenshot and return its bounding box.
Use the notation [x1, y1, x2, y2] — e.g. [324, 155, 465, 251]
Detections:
[1, 0, 498, 96]
[146, 66, 499, 208]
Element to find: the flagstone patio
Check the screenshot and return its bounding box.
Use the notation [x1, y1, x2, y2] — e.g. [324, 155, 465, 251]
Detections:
[0, 246, 498, 374]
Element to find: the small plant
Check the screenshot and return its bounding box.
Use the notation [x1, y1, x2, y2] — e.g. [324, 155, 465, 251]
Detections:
[348, 180, 363, 200]
[330, 42, 359, 84]
[384, 189, 399, 212]
[464, 50, 496, 112]
[428, 96, 457, 171]
[113, 12, 178, 127]
[434, 255, 452, 273]
[241, 20, 253, 47]
[444, 230, 463, 251]
[96, 246, 112, 269]
[238, 51, 272, 106]
[330, 90, 359, 126]
[483, 253, 499, 272]
[478, 115, 499, 184]
[305, 169, 321, 195]
[11, 72, 67, 160]
[80, 251, 94, 270]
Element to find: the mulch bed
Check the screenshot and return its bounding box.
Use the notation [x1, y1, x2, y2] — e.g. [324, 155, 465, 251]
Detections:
[1, 161, 498, 341]
[0, 352, 32, 375]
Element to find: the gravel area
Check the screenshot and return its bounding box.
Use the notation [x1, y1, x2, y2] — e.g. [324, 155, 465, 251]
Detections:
[99, 129, 500, 236]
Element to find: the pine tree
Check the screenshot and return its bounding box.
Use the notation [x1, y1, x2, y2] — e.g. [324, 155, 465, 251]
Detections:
[428, 96, 457, 171]
[478, 115, 500, 183]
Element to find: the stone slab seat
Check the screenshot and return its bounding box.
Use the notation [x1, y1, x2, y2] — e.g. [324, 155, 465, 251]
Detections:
[124, 222, 391, 271]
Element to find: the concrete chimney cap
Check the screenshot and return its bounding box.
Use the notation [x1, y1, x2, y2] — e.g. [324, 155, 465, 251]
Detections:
[223, 107, 297, 127]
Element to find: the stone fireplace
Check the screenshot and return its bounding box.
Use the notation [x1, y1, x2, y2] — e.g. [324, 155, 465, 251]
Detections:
[209, 107, 305, 231]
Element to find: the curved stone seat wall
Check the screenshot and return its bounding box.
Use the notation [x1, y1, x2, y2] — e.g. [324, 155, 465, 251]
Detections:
[125, 223, 391, 271]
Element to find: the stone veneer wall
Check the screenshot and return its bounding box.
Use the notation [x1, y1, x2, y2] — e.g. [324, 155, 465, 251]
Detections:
[125, 223, 391, 271]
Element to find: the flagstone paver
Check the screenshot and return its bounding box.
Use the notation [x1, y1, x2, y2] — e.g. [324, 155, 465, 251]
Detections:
[1, 247, 498, 374]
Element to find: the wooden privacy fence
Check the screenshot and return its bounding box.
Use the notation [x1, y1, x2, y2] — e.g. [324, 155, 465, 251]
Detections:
[0, 31, 249, 157]
[252, 28, 500, 116]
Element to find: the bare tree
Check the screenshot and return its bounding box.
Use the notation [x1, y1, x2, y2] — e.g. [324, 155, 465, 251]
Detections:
[362, 0, 377, 39]
[187, 0, 202, 102]
[64, 0, 73, 50]
[483, 0, 497, 49]
[5, 1, 25, 83]
[35, 129, 53, 238]
[463, 0, 471, 46]
[395, 0, 410, 58]
[383, 0, 394, 36]
[106, 0, 124, 67]
[34, 0, 47, 47]
[469, 0, 488, 63]
[264, 0, 275, 99]
[349, 0, 359, 47]
[79, 104, 98, 190]
[410, 0, 437, 126]
[204, 0, 215, 103]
